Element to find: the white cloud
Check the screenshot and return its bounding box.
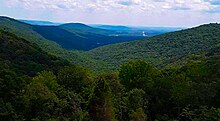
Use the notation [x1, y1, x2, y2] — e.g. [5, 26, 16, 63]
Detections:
[5, 0, 216, 12]
[2, 0, 220, 26]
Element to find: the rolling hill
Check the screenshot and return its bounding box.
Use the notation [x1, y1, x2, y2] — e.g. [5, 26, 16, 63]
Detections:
[2, 19, 219, 121]
[18, 18, 147, 51]
[1, 16, 220, 121]
[0, 16, 110, 72]
[60, 23, 113, 35]
[86, 23, 220, 70]
[1, 16, 219, 72]
[0, 28, 69, 76]
[34, 24, 145, 50]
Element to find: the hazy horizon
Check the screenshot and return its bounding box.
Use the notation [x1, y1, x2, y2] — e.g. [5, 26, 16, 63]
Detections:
[1, 0, 220, 27]
[16, 18, 186, 28]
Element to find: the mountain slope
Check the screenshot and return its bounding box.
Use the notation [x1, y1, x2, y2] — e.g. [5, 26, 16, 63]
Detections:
[0, 16, 110, 72]
[0, 16, 62, 50]
[2, 16, 219, 72]
[86, 23, 220, 70]
[0, 29, 68, 76]
[1, 22, 220, 121]
[1, 16, 143, 51]
[34, 24, 145, 50]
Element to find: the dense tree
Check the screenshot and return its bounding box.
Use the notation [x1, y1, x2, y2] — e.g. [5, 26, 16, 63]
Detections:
[119, 60, 158, 90]
[129, 108, 147, 121]
[0, 18, 220, 121]
[57, 65, 92, 93]
[89, 75, 116, 121]
[23, 71, 59, 120]
[87, 23, 220, 71]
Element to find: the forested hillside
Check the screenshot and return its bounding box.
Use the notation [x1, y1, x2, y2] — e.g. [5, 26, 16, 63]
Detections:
[0, 16, 110, 72]
[1, 16, 220, 73]
[0, 14, 220, 121]
[34, 25, 144, 50]
[0, 29, 69, 76]
[87, 23, 220, 70]
[1, 16, 143, 51]
[1, 27, 219, 120]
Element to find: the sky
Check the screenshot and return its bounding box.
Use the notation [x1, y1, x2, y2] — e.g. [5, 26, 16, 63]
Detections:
[0, 0, 220, 27]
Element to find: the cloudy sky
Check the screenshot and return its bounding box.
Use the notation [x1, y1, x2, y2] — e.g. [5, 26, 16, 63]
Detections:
[0, 0, 220, 27]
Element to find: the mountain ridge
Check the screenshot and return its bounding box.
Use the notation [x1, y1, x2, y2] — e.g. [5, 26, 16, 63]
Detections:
[19, 19, 62, 26]
[86, 23, 220, 70]
[1, 16, 219, 72]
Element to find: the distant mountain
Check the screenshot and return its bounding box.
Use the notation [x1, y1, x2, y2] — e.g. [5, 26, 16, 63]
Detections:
[0, 16, 109, 72]
[19, 20, 62, 26]
[0, 16, 145, 71]
[133, 26, 184, 31]
[86, 23, 220, 70]
[91, 24, 184, 37]
[60, 23, 113, 35]
[61, 23, 97, 29]
[91, 24, 183, 31]
[19, 20, 183, 45]
[4, 16, 217, 73]
[0, 17, 145, 51]
[33, 24, 145, 50]
[91, 25, 131, 31]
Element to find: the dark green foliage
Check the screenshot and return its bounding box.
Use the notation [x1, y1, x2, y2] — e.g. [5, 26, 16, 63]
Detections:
[0, 29, 69, 76]
[1, 16, 219, 73]
[24, 77, 58, 120]
[117, 53, 219, 121]
[0, 28, 89, 120]
[129, 108, 147, 121]
[0, 16, 110, 72]
[89, 75, 116, 121]
[179, 106, 220, 121]
[57, 65, 92, 93]
[56, 86, 89, 121]
[0, 17, 220, 121]
[0, 49, 219, 121]
[87, 23, 220, 70]
[119, 60, 158, 90]
[125, 89, 147, 112]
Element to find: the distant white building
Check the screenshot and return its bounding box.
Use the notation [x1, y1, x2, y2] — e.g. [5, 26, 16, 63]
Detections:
[142, 31, 147, 36]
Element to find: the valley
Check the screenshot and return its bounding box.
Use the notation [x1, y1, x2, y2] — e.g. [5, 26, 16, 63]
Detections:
[0, 16, 219, 121]
[21, 19, 182, 50]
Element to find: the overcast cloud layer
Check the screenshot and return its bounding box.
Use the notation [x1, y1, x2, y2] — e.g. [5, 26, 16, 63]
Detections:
[0, 0, 220, 27]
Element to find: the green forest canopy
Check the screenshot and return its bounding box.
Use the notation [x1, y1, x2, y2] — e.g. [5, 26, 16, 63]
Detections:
[0, 17, 220, 121]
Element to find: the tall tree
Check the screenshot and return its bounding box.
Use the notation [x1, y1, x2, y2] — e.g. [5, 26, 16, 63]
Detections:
[89, 75, 116, 121]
